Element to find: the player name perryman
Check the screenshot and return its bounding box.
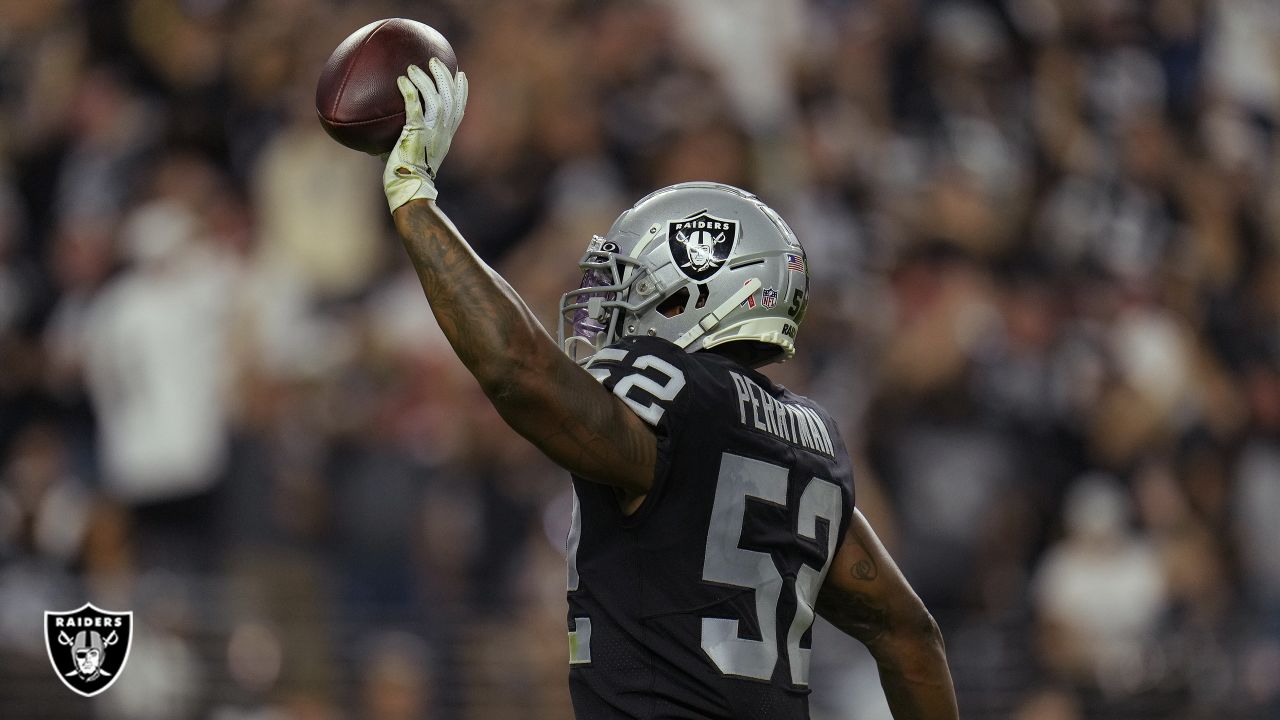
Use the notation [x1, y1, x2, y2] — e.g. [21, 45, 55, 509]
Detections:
[729, 371, 834, 456]
[52, 617, 124, 628]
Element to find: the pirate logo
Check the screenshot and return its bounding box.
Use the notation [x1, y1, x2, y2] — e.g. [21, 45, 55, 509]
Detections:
[44, 603, 132, 697]
[668, 210, 737, 281]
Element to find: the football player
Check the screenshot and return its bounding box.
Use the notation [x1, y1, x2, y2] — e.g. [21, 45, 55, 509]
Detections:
[381, 60, 958, 719]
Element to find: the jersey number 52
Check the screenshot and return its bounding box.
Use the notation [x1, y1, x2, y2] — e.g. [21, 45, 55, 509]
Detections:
[701, 453, 843, 686]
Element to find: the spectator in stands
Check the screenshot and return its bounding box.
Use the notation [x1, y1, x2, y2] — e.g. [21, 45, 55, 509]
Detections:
[1032, 473, 1167, 695]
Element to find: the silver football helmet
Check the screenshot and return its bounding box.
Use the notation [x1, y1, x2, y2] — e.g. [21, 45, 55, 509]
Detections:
[559, 182, 809, 367]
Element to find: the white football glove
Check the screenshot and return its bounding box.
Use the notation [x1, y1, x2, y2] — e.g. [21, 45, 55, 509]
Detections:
[383, 58, 468, 212]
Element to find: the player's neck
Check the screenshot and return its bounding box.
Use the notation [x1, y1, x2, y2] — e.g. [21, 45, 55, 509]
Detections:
[700, 341, 780, 370]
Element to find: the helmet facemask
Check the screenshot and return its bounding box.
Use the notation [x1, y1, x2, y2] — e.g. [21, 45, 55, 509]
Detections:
[559, 235, 661, 364]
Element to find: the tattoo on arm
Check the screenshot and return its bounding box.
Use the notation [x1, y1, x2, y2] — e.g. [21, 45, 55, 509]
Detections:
[817, 524, 890, 645]
[819, 509, 959, 719]
[518, 358, 656, 487]
[395, 201, 540, 377]
[393, 201, 655, 492]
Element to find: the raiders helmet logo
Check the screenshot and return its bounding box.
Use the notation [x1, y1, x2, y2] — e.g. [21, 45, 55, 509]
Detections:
[668, 210, 738, 281]
[44, 603, 133, 697]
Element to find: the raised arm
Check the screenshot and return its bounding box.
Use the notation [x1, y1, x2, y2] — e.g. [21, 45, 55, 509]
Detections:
[817, 509, 958, 720]
[394, 200, 656, 493]
[381, 61, 655, 495]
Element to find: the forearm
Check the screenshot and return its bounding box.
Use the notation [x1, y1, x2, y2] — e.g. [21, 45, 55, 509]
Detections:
[819, 595, 957, 720]
[867, 617, 959, 720]
[818, 508, 959, 720]
[392, 199, 656, 492]
[392, 199, 555, 390]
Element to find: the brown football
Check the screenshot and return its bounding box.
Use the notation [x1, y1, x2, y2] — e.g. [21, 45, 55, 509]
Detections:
[315, 18, 458, 155]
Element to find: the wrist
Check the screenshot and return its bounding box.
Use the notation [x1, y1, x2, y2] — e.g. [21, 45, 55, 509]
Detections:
[392, 197, 435, 220]
[385, 173, 438, 213]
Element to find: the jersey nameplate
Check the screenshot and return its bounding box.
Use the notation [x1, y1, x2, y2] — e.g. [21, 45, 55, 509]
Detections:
[728, 371, 834, 456]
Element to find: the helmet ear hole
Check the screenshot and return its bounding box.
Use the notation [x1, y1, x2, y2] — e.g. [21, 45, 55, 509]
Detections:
[657, 287, 692, 318]
[694, 283, 710, 309]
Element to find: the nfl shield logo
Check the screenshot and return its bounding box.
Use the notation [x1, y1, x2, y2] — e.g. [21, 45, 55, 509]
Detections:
[44, 603, 133, 697]
[762, 287, 779, 308]
[668, 210, 738, 281]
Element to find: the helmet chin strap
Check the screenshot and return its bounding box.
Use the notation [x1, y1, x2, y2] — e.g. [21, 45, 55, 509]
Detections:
[563, 335, 601, 364]
[674, 278, 762, 349]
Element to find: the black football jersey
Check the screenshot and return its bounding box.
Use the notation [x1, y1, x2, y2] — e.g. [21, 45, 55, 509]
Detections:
[566, 336, 855, 720]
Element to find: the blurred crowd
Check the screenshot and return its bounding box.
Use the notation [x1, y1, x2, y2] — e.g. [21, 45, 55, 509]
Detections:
[0, 0, 1278, 718]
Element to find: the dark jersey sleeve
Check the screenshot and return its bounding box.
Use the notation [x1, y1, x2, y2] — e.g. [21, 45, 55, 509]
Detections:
[583, 336, 691, 427]
[581, 335, 693, 505]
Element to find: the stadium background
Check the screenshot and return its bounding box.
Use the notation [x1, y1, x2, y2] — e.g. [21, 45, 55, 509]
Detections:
[1, 0, 1278, 718]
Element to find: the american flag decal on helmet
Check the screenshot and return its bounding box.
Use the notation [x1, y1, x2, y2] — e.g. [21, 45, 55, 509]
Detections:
[786, 253, 805, 273]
